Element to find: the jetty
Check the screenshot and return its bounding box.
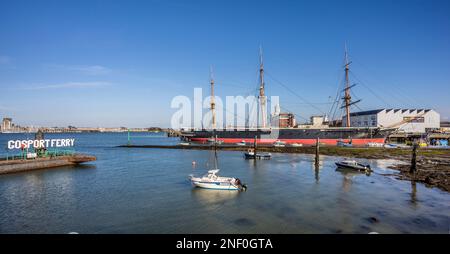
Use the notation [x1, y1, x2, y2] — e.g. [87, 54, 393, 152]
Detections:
[0, 154, 96, 175]
[0, 130, 96, 175]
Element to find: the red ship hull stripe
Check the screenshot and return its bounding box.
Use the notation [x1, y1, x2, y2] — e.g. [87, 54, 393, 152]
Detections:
[190, 138, 385, 145]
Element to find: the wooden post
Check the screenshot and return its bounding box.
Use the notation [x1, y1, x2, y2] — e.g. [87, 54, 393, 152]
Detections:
[410, 142, 418, 174]
[254, 136, 257, 160]
[315, 137, 320, 167]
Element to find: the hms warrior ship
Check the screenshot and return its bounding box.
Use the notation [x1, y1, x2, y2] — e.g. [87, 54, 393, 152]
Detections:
[180, 48, 395, 146]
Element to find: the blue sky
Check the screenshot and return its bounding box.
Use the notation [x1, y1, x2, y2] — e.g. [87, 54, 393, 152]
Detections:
[0, 0, 449, 127]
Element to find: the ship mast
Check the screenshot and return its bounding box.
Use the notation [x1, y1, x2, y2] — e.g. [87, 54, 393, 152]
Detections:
[259, 46, 267, 128]
[344, 45, 351, 127]
[210, 66, 216, 129]
[341, 44, 361, 127]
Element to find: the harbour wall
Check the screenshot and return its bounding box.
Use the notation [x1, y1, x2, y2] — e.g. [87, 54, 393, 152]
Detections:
[0, 155, 96, 175]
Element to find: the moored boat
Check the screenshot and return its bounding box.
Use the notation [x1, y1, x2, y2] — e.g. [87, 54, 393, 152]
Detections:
[207, 138, 223, 145]
[337, 139, 353, 147]
[190, 169, 247, 191]
[189, 135, 247, 191]
[236, 140, 246, 146]
[244, 149, 271, 160]
[367, 142, 384, 147]
[273, 140, 286, 147]
[335, 160, 371, 172]
[384, 143, 398, 149]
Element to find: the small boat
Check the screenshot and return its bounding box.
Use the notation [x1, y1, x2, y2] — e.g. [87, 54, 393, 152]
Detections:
[236, 140, 246, 146]
[179, 142, 190, 146]
[244, 149, 271, 160]
[290, 143, 303, 147]
[335, 160, 371, 172]
[366, 142, 384, 147]
[207, 138, 223, 145]
[273, 140, 286, 147]
[190, 135, 247, 191]
[383, 143, 398, 149]
[190, 169, 247, 191]
[337, 140, 353, 147]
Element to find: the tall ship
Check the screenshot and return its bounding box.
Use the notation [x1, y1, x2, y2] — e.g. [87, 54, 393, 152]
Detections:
[181, 48, 396, 146]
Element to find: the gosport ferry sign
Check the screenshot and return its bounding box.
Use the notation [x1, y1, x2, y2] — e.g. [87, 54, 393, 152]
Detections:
[7, 139, 75, 150]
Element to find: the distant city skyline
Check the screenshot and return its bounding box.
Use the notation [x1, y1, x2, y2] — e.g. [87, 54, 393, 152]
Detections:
[1, 0, 449, 128]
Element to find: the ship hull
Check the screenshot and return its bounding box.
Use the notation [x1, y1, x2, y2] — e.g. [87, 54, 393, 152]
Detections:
[181, 128, 394, 146]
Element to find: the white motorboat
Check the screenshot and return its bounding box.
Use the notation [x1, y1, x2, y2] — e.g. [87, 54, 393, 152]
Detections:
[335, 160, 371, 172]
[207, 138, 223, 145]
[190, 169, 246, 191]
[179, 142, 190, 146]
[273, 140, 286, 147]
[190, 135, 247, 191]
[383, 143, 398, 149]
[290, 143, 303, 147]
[366, 142, 384, 147]
[236, 140, 246, 146]
[337, 140, 353, 147]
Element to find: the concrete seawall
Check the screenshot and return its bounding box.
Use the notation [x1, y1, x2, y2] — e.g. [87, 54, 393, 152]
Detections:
[0, 154, 96, 175]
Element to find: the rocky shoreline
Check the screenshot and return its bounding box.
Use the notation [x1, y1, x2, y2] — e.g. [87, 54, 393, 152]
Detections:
[389, 157, 450, 192]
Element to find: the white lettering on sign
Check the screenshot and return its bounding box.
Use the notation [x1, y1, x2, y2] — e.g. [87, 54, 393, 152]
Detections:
[6, 139, 75, 150]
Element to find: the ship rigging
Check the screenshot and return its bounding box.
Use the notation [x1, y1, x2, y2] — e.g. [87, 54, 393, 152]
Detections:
[182, 47, 396, 146]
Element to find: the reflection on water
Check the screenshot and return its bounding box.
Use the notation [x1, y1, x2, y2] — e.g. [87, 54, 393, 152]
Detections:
[336, 168, 370, 192]
[0, 133, 449, 233]
[312, 157, 325, 183]
[411, 181, 418, 206]
[191, 189, 239, 206]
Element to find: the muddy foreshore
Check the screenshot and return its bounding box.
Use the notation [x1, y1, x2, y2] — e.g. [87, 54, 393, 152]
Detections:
[120, 144, 450, 192]
[388, 158, 450, 192]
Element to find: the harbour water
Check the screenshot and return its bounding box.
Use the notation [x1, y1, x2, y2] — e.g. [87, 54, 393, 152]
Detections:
[0, 132, 449, 233]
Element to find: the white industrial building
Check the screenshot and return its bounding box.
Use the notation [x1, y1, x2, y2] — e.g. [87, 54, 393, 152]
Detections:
[342, 109, 440, 133]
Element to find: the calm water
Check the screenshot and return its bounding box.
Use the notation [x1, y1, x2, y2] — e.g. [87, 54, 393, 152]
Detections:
[0, 132, 449, 234]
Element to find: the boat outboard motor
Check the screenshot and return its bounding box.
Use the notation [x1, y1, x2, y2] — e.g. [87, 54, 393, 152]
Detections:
[236, 178, 247, 191]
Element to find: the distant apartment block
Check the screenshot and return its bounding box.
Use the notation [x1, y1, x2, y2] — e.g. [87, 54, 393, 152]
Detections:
[270, 104, 296, 128]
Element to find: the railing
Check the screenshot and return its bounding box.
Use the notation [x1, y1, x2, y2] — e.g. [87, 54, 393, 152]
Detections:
[44, 149, 75, 157]
[2, 149, 75, 161]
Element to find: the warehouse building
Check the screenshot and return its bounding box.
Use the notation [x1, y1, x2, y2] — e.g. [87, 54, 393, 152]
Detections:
[342, 109, 440, 133]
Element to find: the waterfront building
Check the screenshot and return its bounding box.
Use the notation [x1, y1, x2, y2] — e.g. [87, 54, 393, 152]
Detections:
[342, 109, 440, 133]
[270, 104, 296, 128]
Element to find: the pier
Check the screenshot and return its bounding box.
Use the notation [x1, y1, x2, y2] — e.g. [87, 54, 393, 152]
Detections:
[0, 154, 96, 175]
